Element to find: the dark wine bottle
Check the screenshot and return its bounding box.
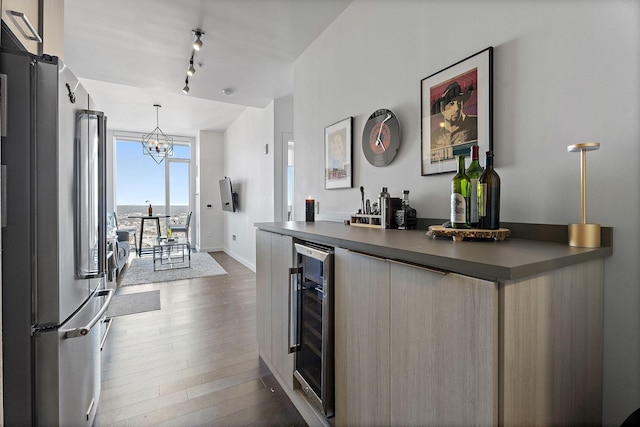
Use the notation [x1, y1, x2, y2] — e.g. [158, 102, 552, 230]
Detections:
[451, 155, 470, 228]
[466, 145, 484, 228]
[395, 190, 417, 230]
[478, 151, 501, 229]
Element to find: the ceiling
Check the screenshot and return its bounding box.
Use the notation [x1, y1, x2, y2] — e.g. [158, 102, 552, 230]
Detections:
[63, 0, 351, 136]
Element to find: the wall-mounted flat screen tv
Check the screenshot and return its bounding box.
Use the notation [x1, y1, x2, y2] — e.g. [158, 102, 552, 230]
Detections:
[219, 177, 238, 212]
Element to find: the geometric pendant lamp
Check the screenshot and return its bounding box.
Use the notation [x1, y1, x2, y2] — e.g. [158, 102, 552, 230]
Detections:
[141, 104, 173, 164]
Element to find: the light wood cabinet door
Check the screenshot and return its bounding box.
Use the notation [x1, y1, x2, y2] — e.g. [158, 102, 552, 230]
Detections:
[390, 262, 498, 426]
[2, 0, 40, 54]
[334, 248, 391, 426]
[270, 233, 295, 389]
[255, 229, 272, 361]
[501, 259, 603, 426]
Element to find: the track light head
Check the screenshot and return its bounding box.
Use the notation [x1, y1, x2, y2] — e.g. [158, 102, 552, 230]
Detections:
[182, 77, 190, 94]
[193, 37, 203, 51]
[187, 60, 196, 77]
[192, 29, 204, 51]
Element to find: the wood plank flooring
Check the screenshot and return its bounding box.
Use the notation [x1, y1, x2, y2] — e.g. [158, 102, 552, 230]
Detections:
[95, 251, 307, 427]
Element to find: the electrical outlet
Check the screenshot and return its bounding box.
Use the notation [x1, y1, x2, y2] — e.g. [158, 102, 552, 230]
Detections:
[232, 234, 237, 241]
[315, 201, 319, 214]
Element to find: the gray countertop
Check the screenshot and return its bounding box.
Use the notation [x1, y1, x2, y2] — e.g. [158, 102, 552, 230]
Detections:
[255, 221, 612, 282]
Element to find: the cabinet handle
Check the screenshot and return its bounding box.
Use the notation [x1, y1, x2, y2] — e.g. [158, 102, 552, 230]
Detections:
[346, 249, 447, 275]
[387, 258, 447, 275]
[7, 10, 43, 43]
[345, 249, 387, 262]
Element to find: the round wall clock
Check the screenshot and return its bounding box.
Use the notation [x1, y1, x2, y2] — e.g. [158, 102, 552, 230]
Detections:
[362, 108, 401, 167]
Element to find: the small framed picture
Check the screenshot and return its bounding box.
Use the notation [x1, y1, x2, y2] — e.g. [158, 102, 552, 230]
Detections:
[325, 116, 352, 189]
[421, 47, 493, 175]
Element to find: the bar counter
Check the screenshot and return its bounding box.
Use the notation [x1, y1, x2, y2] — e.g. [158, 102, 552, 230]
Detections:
[255, 220, 612, 282]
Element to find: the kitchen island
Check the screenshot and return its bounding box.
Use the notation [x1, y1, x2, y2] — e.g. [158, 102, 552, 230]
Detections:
[255, 221, 612, 426]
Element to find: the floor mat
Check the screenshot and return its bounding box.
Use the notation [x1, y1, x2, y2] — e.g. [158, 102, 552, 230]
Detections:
[105, 290, 161, 318]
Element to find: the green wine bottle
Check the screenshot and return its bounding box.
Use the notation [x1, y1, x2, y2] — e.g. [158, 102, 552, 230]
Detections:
[451, 155, 470, 228]
[466, 145, 484, 228]
[478, 151, 501, 229]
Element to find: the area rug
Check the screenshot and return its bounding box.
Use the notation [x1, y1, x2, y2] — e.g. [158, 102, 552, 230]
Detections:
[119, 252, 227, 286]
[106, 290, 161, 318]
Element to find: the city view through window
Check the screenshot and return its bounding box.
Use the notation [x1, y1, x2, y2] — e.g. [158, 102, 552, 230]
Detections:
[115, 140, 191, 251]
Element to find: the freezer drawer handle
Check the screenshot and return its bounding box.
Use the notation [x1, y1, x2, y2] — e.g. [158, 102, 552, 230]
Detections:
[64, 289, 114, 339]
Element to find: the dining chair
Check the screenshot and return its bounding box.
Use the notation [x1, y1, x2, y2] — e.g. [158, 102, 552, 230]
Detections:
[171, 211, 192, 241]
[112, 212, 138, 253]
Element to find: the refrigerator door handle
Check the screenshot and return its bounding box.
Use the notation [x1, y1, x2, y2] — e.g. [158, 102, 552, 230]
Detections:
[97, 111, 107, 276]
[1, 165, 6, 228]
[64, 289, 114, 339]
[1, 73, 6, 136]
[288, 267, 301, 353]
[75, 110, 107, 278]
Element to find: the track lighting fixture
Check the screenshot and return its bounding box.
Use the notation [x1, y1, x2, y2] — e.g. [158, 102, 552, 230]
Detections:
[183, 29, 204, 93]
[192, 29, 204, 51]
[187, 56, 196, 77]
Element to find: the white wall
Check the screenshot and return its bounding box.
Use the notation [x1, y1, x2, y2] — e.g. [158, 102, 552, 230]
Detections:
[223, 103, 276, 269]
[196, 130, 224, 252]
[294, 1, 640, 425]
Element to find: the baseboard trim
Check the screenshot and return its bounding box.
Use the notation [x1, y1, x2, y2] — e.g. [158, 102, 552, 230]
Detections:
[223, 248, 256, 272]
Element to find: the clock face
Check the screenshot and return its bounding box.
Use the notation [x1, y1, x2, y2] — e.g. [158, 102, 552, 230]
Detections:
[369, 122, 391, 154]
[362, 109, 401, 167]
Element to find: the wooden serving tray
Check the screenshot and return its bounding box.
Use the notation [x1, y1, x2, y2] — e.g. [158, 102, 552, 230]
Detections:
[428, 225, 511, 241]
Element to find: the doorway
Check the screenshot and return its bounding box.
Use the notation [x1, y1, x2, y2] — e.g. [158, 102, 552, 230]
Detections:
[283, 133, 294, 221]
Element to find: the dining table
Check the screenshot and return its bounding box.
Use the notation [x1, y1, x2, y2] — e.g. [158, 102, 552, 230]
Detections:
[127, 214, 170, 256]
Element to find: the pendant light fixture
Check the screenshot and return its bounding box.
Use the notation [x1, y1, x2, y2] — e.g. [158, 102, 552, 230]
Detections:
[141, 104, 174, 165]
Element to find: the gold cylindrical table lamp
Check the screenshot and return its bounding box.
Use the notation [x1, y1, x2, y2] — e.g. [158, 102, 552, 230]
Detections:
[567, 142, 600, 248]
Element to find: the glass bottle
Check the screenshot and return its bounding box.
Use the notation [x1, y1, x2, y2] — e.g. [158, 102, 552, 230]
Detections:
[396, 190, 417, 230]
[451, 155, 470, 228]
[466, 145, 484, 228]
[378, 187, 391, 229]
[478, 151, 501, 229]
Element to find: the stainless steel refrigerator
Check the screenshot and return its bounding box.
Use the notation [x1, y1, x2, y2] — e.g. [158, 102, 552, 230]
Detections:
[1, 47, 114, 426]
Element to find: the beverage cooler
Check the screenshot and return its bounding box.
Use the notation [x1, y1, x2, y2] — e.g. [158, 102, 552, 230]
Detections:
[289, 242, 334, 418]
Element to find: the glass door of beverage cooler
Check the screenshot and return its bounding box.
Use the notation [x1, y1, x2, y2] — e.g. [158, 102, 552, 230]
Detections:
[290, 242, 334, 418]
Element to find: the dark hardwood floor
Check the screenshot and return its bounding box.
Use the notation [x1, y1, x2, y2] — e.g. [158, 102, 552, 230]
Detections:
[95, 251, 307, 427]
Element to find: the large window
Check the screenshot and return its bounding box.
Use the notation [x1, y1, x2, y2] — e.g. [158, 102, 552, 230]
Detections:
[115, 138, 191, 250]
